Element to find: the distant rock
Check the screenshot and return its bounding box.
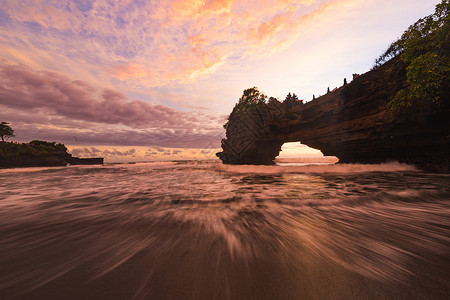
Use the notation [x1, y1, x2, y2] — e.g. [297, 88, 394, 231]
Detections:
[0, 140, 103, 168]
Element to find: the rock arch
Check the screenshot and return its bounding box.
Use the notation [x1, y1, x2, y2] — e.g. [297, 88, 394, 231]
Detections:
[216, 58, 450, 172]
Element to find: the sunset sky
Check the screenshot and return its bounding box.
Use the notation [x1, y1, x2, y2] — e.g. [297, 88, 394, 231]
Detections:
[0, 0, 440, 162]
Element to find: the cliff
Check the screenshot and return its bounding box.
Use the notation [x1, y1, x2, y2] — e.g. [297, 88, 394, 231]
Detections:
[216, 57, 450, 172]
[0, 141, 103, 168]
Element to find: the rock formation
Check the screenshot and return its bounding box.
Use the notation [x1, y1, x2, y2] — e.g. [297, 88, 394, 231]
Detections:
[0, 141, 103, 168]
[217, 57, 450, 172]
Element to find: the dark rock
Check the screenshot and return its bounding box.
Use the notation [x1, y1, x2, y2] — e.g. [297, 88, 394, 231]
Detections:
[66, 157, 104, 165]
[0, 142, 104, 168]
[217, 57, 450, 173]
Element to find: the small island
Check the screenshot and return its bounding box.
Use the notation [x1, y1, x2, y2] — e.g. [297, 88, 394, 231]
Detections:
[0, 123, 103, 168]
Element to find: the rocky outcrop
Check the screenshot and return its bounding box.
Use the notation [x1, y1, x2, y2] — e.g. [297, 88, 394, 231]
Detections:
[0, 152, 71, 168]
[0, 141, 103, 168]
[66, 157, 104, 165]
[216, 57, 450, 172]
[0, 153, 104, 168]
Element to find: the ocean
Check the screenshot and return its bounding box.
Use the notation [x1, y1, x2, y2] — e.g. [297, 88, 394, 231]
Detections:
[0, 161, 449, 299]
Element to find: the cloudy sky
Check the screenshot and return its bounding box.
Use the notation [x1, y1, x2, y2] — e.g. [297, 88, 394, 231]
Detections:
[0, 0, 440, 161]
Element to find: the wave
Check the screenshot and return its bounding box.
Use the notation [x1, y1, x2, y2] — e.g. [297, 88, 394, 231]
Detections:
[216, 161, 418, 174]
[0, 166, 68, 174]
[108, 161, 179, 166]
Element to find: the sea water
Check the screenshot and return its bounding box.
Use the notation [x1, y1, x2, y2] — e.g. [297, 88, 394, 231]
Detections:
[0, 161, 449, 299]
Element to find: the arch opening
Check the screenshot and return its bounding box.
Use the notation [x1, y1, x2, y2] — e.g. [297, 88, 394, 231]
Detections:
[275, 142, 338, 165]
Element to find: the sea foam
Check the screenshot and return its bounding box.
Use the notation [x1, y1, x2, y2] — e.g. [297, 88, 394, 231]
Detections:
[216, 161, 418, 174]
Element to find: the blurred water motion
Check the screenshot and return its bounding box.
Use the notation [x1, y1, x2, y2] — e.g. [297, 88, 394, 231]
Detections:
[0, 161, 449, 299]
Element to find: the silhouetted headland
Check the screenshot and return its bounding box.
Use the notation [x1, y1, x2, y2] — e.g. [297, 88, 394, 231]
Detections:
[0, 140, 103, 168]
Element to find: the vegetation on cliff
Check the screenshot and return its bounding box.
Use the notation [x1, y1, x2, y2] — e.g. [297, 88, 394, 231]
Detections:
[0, 123, 103, 167]
[223, 87, 269, 129]
[0, 140, 68, 160]
[223, 87, 304, 129]
[231, 87, 268, 113]
[375, 0, 449, 114]
[0, 122, 68, 160]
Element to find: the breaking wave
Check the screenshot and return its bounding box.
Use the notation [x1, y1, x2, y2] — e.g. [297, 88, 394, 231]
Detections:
[216, 161, 418, 174]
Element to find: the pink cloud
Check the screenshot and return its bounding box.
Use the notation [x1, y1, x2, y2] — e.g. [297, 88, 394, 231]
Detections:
[0, 63, 224, 148]
[0, 63, 222, 130]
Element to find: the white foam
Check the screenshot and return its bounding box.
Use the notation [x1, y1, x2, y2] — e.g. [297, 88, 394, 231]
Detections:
[216, 162, 418, 174]
[0, 166, 68, 174]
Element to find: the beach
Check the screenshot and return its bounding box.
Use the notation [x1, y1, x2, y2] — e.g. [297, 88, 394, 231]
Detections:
[1, 161, 449, 299]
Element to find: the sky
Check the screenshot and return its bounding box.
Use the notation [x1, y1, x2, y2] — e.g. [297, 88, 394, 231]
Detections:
[0, 0, 441, 162]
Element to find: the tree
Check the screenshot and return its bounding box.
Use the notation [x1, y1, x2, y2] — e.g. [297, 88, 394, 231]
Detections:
[231, 87, 267, 116]
[223, 87, 268, 129]
[375, 0, 450, 113]
[0, 122, 14, 142]
[284, 92, 302, 108]
[238, 87, 267, 106]
[284, 92, 299, 102]
[285, 93, 292, 101]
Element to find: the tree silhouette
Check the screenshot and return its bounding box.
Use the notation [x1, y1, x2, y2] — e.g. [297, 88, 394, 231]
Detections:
[284, 93, 292, 101]
[284, 93, 299, 102]
[0, 122, 14, 142]
[284, 92, 302, 108]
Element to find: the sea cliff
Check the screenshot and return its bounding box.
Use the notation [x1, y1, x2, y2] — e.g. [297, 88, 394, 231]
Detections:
[216, 57, 450, 172]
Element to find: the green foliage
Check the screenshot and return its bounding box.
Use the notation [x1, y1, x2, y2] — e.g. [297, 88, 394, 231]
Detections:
[29, 140, 67, 152]
[237, 87, 267, 109]
[375, 0, 450, 114]
[223, 87, 268, 129]
[0, 123, 68, 159]
[0, 122, 15, 142]
[0, 140, 68, 159]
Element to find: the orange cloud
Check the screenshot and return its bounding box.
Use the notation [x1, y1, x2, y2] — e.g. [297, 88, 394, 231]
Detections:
[245, 0, 363, 55]
[189, 53, 227, 80]
[249, 13, 292, 43]
[169, 0, 233, 20]
[188, 34, 208, 48]
[169, 0, 205, 19]
[1, 0, 364, 87]
[117, 0, 362, 85]
[203, 0, 233, 14]
[111, 62, 148, 80]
